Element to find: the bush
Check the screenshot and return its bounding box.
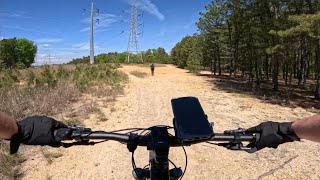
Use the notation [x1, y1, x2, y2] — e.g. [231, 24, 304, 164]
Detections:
[56, 65, 70, 79]
[27, 70, 36, 86]
[41, 66, 57, 88]
[0, 69, 19, 89]
[186, 52, 201, 74]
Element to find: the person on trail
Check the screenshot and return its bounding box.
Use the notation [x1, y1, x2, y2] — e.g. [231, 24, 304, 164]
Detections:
[150, 63, 155, 76]
[0, 111, 320, 154]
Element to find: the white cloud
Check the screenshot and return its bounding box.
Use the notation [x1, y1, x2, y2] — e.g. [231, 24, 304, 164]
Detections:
[135, 0, 165, 21]
[35, 38, 63, 44]
[42, 44, 50, 48]
[80, 13, 118, 33]
[8, 13, 32, 19]
[4, 25, 59, 36]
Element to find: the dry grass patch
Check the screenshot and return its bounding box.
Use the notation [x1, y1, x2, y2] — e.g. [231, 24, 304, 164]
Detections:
[61, 118, 83, 126]
[0, 141, 25, 179]
[130, 71, 147, 78]
[42, 150, 63, 164]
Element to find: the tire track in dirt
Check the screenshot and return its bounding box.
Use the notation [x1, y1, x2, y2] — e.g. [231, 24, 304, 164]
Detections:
[21, 65, 319, 180]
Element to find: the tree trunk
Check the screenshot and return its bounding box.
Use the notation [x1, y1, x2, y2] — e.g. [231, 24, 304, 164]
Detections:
[315, 39, 320, 100]
[265, 54, 269, 80]
[285, 63, 289, 86]
[217, 45, 221, 76]
[282, 63, 286, 80]
[210, 57, 213, 75]
[226, 20, 233, 76]
[234, 41, 239, 77]
[273, 55, 279, 91]
[255, 57, 260, 85]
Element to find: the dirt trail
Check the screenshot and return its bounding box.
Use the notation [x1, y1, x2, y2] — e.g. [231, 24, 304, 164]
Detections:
[21, 65, 319, 180]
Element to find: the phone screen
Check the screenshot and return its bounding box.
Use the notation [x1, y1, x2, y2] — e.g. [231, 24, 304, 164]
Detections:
[171, 97, 213, 141]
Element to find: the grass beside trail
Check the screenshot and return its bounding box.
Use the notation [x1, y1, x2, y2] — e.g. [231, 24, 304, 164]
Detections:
[130, 71, 148, 78]
[0, 63, 128, 179]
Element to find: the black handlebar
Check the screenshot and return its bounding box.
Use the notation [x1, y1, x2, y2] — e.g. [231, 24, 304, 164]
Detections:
[54, 125, 260, 180]
[55, 126, 259, 150]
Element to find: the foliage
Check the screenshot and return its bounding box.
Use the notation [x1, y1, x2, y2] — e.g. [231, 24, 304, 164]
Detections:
[171, 34, 203, 71]
[0, 38, 37, 68]
[0, 64, 127, 118]
[16, 38, 37, 68]
[68, 47, 170, 64]
[0, 69, 20, 89]
[186, 51, 202, 74]
[172, 0, 320, 99]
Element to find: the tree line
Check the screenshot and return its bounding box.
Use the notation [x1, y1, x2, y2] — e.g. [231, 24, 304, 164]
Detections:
[171, 0, 320, 100]
[68, 47, 171, 64]
[0, 38, 37, 69]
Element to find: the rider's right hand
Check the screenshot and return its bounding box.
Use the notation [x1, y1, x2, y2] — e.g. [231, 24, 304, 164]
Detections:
[245, 121, 300, 151]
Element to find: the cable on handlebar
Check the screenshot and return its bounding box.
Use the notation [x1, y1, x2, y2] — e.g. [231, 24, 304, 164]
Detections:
[179, 146, 187, 180]
[138, 125, 173, 136]
[109, 128, 148, 134]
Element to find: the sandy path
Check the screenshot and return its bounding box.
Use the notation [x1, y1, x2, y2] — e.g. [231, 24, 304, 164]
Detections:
[21, 65, 319, 180]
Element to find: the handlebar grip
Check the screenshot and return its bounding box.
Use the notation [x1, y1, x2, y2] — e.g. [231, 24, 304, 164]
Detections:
[54, 128, 73, 142]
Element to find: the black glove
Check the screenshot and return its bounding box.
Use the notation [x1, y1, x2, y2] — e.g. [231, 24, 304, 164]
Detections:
[10, 116, 67, 154]
[245, 121, 300, 152]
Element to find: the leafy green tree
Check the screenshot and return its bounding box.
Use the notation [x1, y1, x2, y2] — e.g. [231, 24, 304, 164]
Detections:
[187, 51, 202, 74]
[0, 38, 18, 68]
[0, 38, 37, 68]
[16, 38, 37, 68]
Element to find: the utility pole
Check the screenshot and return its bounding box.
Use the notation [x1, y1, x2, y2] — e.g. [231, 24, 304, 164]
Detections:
[90, 0, 94, 64]
[83, 1, 99, 64]
[126, 0, 143, 63]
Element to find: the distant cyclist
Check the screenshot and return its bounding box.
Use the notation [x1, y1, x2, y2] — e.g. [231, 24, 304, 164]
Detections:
[150, 63, 155, 76]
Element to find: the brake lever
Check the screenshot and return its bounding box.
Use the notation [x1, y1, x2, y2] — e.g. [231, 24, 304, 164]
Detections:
[218, 128, 260, 153]
[54, 125, 92, 142]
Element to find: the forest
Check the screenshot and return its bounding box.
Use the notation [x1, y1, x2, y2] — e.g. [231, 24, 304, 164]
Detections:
[171, 0, 320, 100]
[68, 47, 171, 64]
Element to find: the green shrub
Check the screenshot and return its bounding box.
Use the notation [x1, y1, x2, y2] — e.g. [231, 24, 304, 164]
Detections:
[41, 66, 57, 88]
[75, 76, 90, 92]
[56, 65, 70, 79]
[186, 52, 201, 74]
[0, 69, 19, 89]
[27, 70, 36, 86]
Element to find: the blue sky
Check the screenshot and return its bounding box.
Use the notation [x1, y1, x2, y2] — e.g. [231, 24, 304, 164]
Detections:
[0, 0, 210, 64]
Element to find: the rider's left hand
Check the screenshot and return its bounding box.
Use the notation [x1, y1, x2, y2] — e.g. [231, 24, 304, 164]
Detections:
[10, 116, 67, 154]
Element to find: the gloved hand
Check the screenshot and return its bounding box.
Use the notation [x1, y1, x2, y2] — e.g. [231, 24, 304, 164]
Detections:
[245, 121, 300, 152]
[10, 116, 67, 154]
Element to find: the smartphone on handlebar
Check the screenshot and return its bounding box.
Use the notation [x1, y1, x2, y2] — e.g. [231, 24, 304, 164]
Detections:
[171, 97, 214, 142]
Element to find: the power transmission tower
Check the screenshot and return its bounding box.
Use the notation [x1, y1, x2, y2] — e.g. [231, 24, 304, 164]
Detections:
[47, 54, 54, 65]
[126, 0, 143, 63]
